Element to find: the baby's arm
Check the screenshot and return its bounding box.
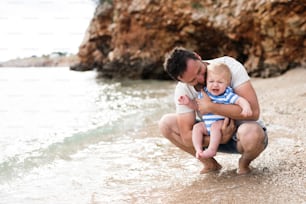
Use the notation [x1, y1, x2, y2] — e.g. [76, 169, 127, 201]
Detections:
[235, 97, 253, 117]
[178, 95, 198, 110]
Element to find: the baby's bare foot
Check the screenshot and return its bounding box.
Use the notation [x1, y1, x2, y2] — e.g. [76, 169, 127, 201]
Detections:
[201, 148, 217, 158]
[195, 151, 204, 159]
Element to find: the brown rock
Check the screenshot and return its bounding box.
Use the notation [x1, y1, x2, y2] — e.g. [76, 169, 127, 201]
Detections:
[71, 0, 306, 79]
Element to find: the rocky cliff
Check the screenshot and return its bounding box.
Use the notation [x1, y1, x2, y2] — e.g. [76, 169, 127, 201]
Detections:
[70, 0, 306, 79]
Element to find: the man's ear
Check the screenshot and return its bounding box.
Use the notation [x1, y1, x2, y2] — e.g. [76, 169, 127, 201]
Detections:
[194, 52, 202, 60]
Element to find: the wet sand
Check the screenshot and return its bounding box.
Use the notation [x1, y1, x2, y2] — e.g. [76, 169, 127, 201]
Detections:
[158, 67, 306, 203]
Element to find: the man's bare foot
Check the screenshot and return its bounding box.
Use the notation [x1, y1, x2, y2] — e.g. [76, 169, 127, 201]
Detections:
[237, 167, 251, 175]
[199, 159, 222, 174]
[237, 157, 252, 175]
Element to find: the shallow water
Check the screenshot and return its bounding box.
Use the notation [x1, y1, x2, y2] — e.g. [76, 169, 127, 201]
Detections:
[0, 67, 305, 204]
[0, 67, 175, 203]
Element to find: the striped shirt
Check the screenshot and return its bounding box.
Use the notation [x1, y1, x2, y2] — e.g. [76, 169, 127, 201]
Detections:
[202, 86, 239, 134]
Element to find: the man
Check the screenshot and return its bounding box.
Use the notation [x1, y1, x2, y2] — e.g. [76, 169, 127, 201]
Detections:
[159, 47, 268, 174]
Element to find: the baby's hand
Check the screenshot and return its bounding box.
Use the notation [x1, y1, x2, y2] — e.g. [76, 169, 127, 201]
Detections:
[241, 108, 253, 117]
[178, 95, 190, 105]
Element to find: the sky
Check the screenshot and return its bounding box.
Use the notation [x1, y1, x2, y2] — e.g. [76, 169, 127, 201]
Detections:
[0, 0, 96, 62]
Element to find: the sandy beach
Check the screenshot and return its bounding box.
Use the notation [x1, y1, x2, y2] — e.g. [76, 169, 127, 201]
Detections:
[161, 67, 306, 203]
[0, 67, 304, 203]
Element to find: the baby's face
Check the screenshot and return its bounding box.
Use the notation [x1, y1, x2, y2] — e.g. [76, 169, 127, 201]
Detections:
[206, 72, 229, 96]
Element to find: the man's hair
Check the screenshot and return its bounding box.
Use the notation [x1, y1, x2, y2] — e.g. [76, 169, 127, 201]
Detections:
[163, 47, 198, 81]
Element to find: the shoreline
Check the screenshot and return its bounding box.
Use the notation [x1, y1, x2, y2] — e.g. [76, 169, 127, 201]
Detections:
[0, 54, 78, 68]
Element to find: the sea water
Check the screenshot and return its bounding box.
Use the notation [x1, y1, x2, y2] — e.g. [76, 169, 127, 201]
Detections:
[0, 67, 200, 204]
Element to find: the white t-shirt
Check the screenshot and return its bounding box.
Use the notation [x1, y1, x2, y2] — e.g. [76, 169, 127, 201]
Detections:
[174, 56, 250, 115]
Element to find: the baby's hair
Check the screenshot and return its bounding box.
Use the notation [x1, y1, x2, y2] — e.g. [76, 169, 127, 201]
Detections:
[207, 62, 232, 84]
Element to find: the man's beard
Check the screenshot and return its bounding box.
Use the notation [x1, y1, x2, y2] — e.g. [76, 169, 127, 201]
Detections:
[194, 83, 204, 91]
[194, 73, 207, 91]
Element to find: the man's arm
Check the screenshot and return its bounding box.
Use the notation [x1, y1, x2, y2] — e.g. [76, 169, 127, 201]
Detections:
[197, 81, 260, 120]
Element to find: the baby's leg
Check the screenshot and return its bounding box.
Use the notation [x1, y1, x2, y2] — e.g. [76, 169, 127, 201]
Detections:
[192, 122, 208, 159]
[202, 120, 223, 158]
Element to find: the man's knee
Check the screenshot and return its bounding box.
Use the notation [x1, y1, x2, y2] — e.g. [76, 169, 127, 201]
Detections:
[237, 123, 265, 151]
[158, 114, 175, 137]
[158, 115, 168, 134]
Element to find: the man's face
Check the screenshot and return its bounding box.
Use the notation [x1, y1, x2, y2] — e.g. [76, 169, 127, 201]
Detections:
[178, 59, 207, 87]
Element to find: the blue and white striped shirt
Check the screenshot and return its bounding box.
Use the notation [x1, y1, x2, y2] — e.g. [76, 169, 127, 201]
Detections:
[201, 86, 239, 134]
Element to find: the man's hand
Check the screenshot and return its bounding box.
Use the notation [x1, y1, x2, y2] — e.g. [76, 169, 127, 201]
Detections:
[220, 118, 236, 144]
[196, 89, 213, 115]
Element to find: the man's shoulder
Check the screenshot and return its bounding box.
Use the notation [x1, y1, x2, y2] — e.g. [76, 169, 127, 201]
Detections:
[175, 82, 197, 98]
[176, 81, 191, 89]
[205, 56, 240, 69]
[204, 56, 233, 64]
